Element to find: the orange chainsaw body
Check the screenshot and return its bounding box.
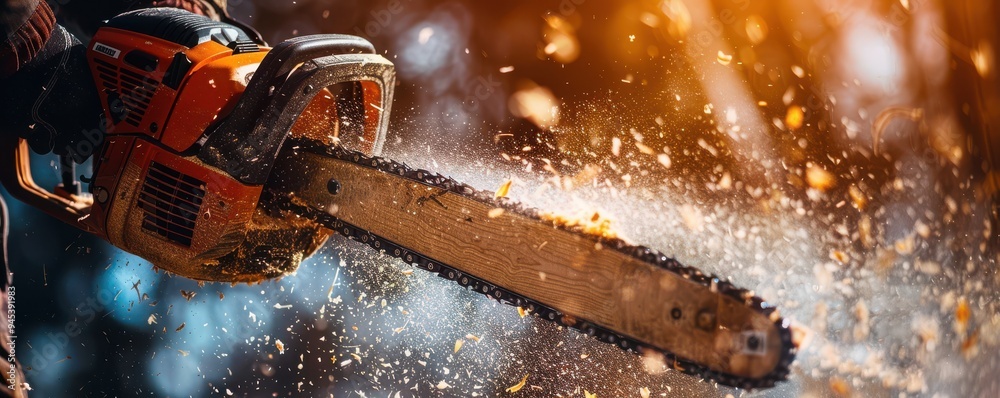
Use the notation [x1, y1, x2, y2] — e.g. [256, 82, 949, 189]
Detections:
[0, 8, 394, 282]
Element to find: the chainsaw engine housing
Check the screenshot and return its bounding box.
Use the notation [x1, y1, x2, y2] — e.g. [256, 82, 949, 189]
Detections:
[82, 8, 394, 282]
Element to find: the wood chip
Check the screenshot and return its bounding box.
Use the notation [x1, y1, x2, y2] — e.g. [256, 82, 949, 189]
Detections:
[505, 374, 528, 393]
[679, 204, 704, 232]
[640, 387, 651, 398]
[785, 105, 804, 130]
[961, 329, 979, 358]
[656, 153, 671, 169]
[635, 142, 654, 154]
[717, 50, 733, 65]
[848, 185, 867, 210]
[805, 165, 835, 192]
[584, 390, 597, 398]
[495, 179, 513, 198]
[829, 377, 849, 396]
[454, 339, 465, 353]
[894, 234, 915, 255]
[956, 297, 971, 335]
[275, 339, 285, 354]
[829, 249, 849, 264]
[859, 215, 874, 248]
[393, 320, 409, 334]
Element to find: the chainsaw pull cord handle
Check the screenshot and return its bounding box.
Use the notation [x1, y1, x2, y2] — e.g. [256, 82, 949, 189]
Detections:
[0, 134, 95, 233]
[198, 34, 378, 184]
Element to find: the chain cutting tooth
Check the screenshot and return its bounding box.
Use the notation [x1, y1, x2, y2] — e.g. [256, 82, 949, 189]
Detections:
[403, 252, 417, 264]
[338, 224, 354, 239]
[618, 337, 638, 352]
[439, 266, 461, 281]
[478, 282, 493, 295]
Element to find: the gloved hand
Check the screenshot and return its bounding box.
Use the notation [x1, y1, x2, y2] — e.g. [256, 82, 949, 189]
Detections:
[1, 0, 236, 162]
[0, 23, 102, 160]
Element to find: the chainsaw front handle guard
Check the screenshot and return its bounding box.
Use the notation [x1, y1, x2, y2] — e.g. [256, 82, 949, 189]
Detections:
[0, 135, 95, 232]
[214, 34, 374, 133]
[199, 34, 393, 185]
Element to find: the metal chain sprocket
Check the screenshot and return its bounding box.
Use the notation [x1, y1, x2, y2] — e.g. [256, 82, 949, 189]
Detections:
[263, 139, 796, 390]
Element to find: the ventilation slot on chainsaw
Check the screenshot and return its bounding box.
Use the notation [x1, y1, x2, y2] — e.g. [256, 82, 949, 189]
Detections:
[92, 58, 119, 92]
[92, 57, 160, 127]
[138, 162, 205, 246]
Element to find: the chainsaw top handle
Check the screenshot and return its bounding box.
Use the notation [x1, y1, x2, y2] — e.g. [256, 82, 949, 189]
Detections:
[198, 34, 394, 185]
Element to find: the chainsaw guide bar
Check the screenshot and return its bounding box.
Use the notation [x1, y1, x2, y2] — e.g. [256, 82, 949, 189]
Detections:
[264, 139, 797, 389]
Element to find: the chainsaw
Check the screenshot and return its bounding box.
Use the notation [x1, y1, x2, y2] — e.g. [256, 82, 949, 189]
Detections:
[0, 8, 794, 389]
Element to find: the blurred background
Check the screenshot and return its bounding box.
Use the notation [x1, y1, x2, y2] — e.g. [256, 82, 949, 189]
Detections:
[2, 0, 997, 396]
